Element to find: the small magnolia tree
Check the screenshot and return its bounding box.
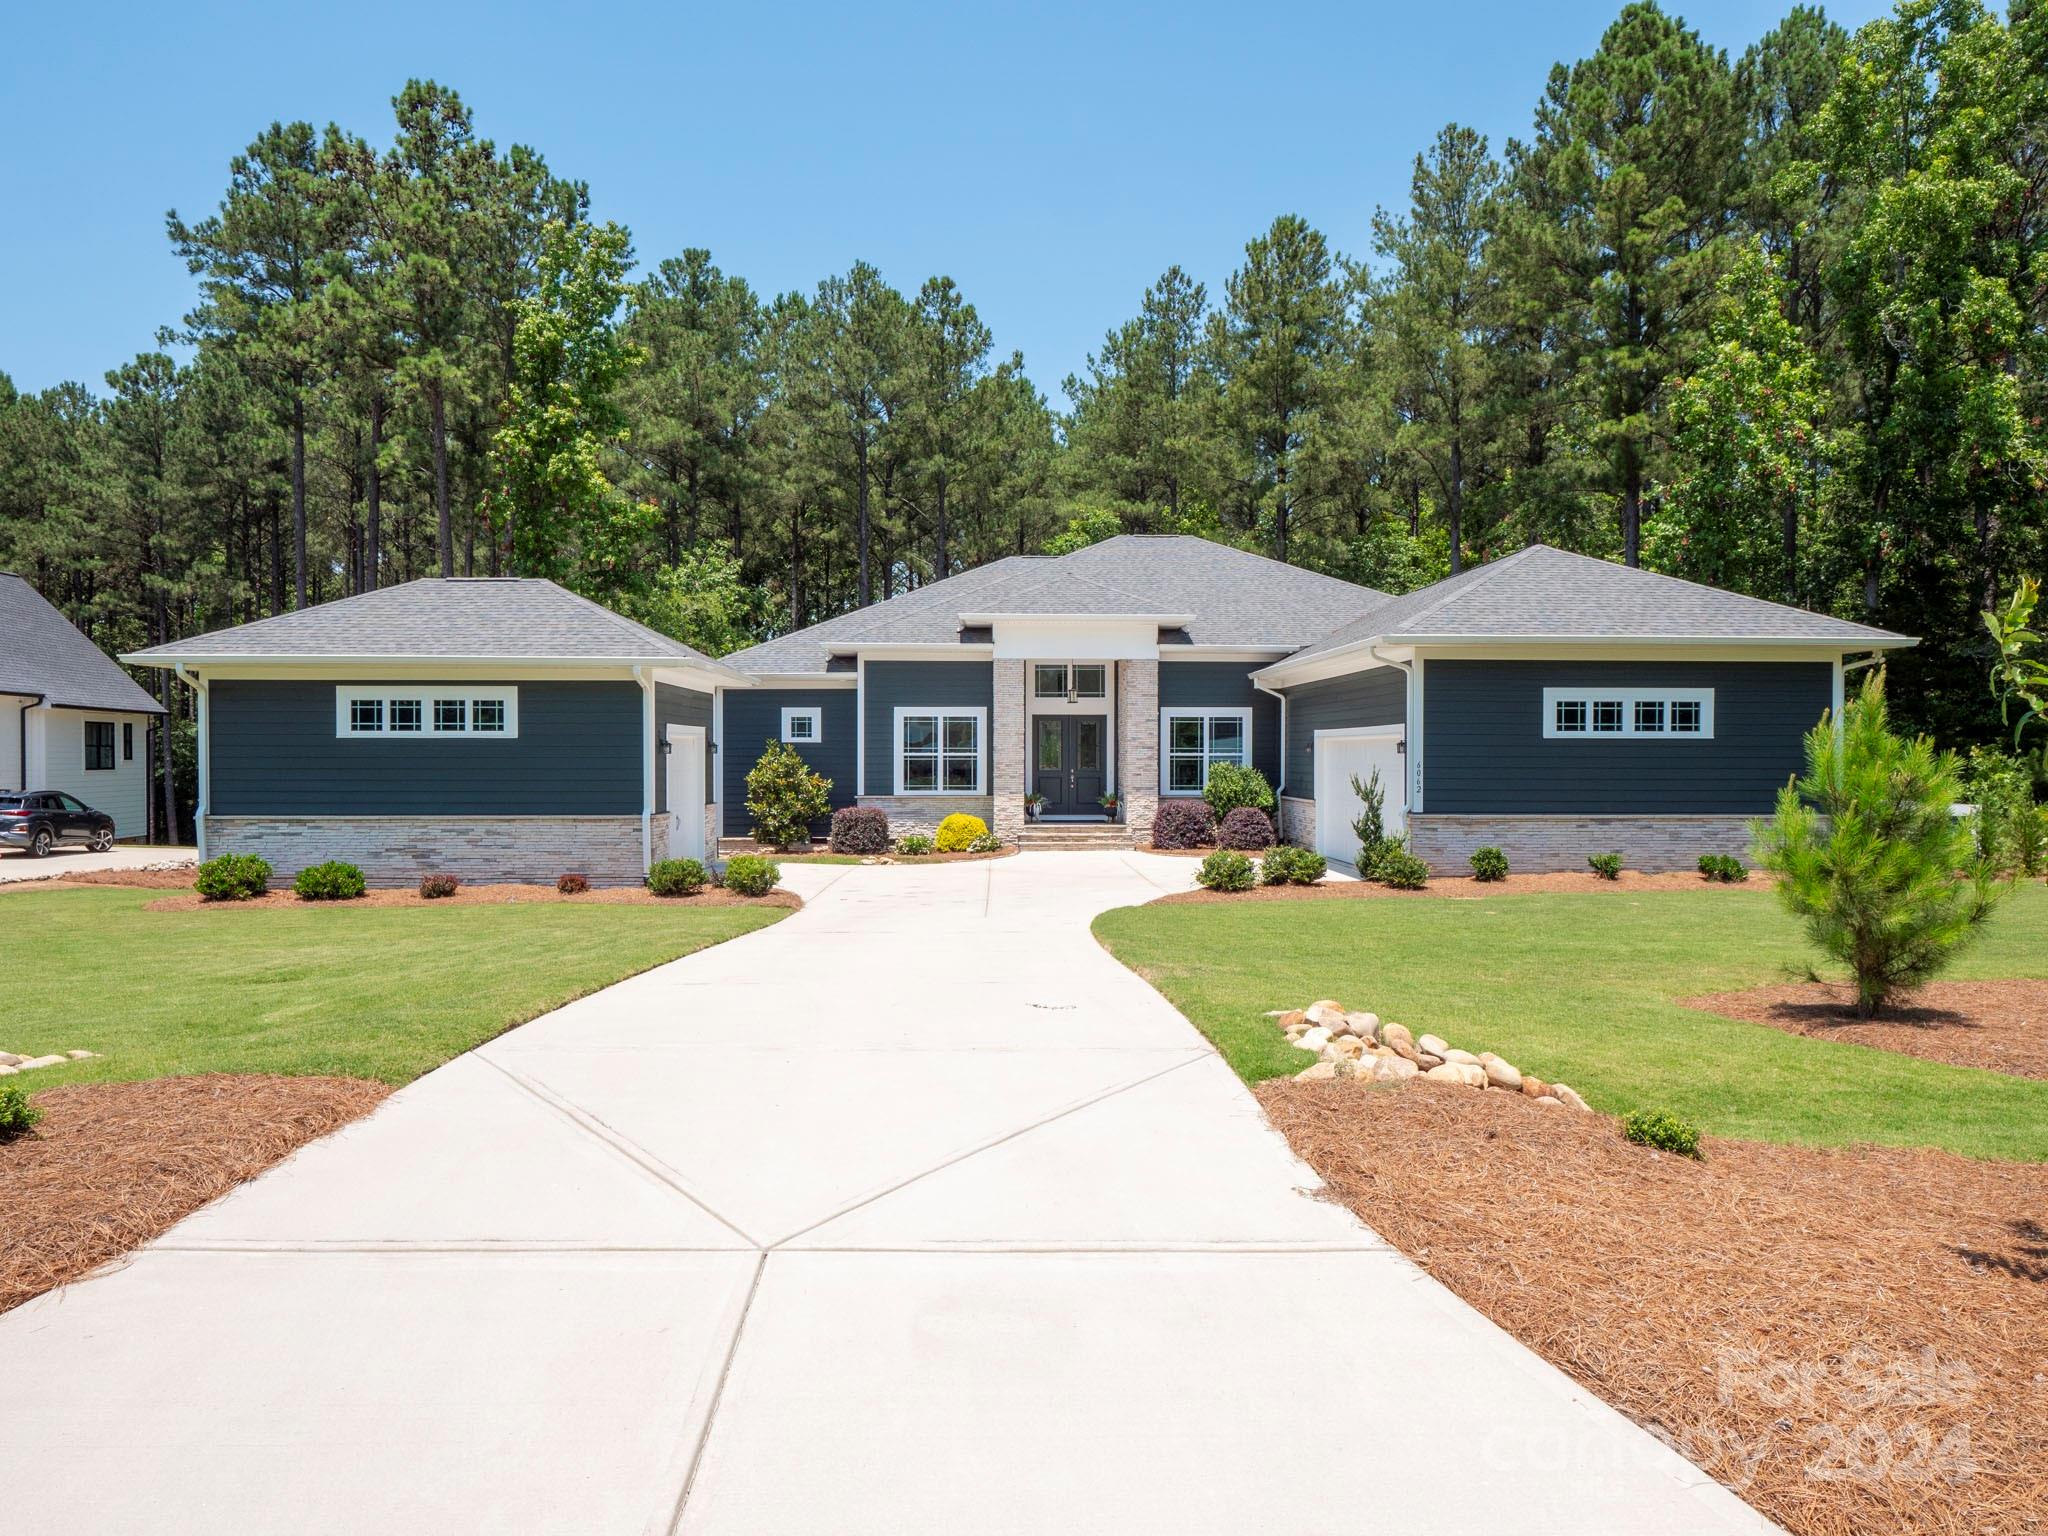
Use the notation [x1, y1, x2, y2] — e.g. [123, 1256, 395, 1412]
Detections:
[745, 739, 831, 849]
[1753, 672, 2005, 1017]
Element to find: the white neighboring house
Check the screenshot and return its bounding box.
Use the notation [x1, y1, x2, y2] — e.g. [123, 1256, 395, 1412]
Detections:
[1, 573, 166, 839]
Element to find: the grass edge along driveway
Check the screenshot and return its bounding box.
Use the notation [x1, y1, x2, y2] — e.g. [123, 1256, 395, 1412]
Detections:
[1093, 882, 2048, 1162]
[7, 886, 789, 1088]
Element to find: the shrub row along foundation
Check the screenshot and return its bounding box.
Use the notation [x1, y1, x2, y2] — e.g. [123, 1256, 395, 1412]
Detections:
[1274, 999, 1590, 1109]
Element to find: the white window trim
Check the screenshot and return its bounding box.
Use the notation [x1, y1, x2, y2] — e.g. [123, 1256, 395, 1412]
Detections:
[1541, 686, 1713, 740]
[780, 706, 822, 744]
[1157, 706, 1253, 796]
[336, 685, 521, 738]
[892, 704, 988, 796]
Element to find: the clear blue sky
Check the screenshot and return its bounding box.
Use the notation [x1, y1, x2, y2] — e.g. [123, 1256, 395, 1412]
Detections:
[2, 0, 1891, 404]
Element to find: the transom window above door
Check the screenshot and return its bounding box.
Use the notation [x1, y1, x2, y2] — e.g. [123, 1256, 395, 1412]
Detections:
[895, 706, 986, 794]
[1159, 708, 1250, 794]
[1032, 663, 1107, 701]
[1541, 687, 1713, 740]
[336, 686, 519, 738]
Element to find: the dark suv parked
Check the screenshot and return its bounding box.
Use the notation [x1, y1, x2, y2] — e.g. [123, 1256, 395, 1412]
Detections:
[0, 791, 117, 856]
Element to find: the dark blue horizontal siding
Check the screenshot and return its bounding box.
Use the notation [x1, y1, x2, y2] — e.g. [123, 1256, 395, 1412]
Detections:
[1280, 669, 1406, 794]
[1158, 662, 1281, 791]
[720, 686, 858, 836]
[863, 661, 994, 795]
[1422, 659, 1832, 815]
[209, 679, 642, 816]
[654, 683, 712, 815]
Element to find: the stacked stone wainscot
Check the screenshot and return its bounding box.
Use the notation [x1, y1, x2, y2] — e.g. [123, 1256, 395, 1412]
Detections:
[1405, 814, 1756, 875]
[203, 816, 649, 887]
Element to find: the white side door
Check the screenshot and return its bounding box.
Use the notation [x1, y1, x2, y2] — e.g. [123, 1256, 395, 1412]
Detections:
[666, 724, 706, 862]
[1313, 728, 1406, 867]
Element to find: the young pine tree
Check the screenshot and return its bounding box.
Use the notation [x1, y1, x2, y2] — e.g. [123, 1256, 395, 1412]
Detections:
[1753, 672, 2005, 1017]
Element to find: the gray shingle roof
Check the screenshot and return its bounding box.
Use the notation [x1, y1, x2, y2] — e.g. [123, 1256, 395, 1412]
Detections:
[124, 577, 735, 670]
[0, 574, 165, 713]
[721, 537, 1391, 675]
[1273, 544, 1911, 671]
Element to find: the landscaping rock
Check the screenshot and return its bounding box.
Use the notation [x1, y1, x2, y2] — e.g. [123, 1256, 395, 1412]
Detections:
[1297, 1026, 1333, 1054]
[1331, 1036, 1365, 1060]
[1381, 1023, 1419, 1062]
[1276, 1010, 1308, 1032]
[1305, 1001, 1348, 1031]
[1478, 1053, 1523, 1091]
[1416, 1034, 1452, 1060]
[1416, 1052, 1445, 1071]
[0, 1052, 23, 1066]
[0, 1064, 16, 1076]
[1346, 1011, 1380, 1038]
[1423, 1062, 1489, 1089]
[1295, 1061, 1339, 1083]
[65, 1050, 95, 1060]
[1371, 1056, 1419, 1083]
[19, 1055, 68, 1071]
[1550, 1083, 1591, 1112]
[1533, 1095, 1564, 1107]
[1520, 1077, 1549, 1099]
[1441, 1047, 1481, 1067]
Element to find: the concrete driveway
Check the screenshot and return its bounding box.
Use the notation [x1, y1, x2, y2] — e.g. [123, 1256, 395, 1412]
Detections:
[0, 843, 195, 882]
[0, 852, 1776, 1535]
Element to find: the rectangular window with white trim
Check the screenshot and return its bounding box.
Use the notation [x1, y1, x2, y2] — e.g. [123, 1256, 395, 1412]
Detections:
[1159, 708, 1250, 793]
[336, 687, 519, 738]
[895, 707, 986, 794]
[1541, 687, 1713, 739]
[781, 707, 821, 744]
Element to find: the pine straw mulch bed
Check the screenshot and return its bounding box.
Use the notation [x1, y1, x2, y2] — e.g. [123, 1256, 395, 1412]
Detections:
[0, 1075, 391, 1314]
[1684, 980, 2048, 1082]
[1155, 868, 1769, 905]
[138, 882, 803, 913]
[0, 867, 197, 892]
[1257, 1081, 2048, 1536]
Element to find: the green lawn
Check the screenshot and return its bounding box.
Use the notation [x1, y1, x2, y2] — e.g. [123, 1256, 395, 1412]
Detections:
[4, 887, 787, 1087]
[1094, 881, 2048, 1161]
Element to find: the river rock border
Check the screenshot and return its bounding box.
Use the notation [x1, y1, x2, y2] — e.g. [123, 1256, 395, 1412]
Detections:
[1272, 1000, 1590, 1110]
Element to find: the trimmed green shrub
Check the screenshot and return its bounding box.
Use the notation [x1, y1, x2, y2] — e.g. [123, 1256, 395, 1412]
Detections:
[895, 833, 934, 855]
[1261, 845, 1326, 886]
[294, 861, 366, 901]
[1622, 1109, 1703, 1159]
[647, 857, 709, 897]
[556, 873, 590, 895]
[935, 813, 989, 852]
[1349, 768, 1394, 873]
[1587, 851, 1623, 880]
[1202, 761, 1275, 822]
[745, 739, 832, 849]
[1754, 671, 2004, 1017]
[0, 1085, 43, 1141]
[1697, 853, 1748, 883]
[194, 852, 271, 902]
[1469, 846, 1509, 882]
[1195, 849, 1257, 892]
[721, 854, 779, 897]
[1150, 799, 1215, 850]
[1216, 806, 1276, 850]
[966, 832, 1003, 853]
[1374, 847, 1429, 889]
[829, 806, 889, 854]
[418, 873, 460, 899]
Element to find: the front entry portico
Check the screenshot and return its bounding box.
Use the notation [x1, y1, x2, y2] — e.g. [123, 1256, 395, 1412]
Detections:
[1032, 713, 1108, 817]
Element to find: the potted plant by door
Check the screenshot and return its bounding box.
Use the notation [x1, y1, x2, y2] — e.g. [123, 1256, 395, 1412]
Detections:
[1098, 791, 1121, 820]
[1024, 792, 1045, 821]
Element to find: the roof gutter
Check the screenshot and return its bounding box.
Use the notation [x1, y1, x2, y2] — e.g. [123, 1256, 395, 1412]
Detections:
[174, 664, 208, 861]
[17, 692, 40, 789]
[1248, 674, 1289, 803]
[117, 651, 750, 678]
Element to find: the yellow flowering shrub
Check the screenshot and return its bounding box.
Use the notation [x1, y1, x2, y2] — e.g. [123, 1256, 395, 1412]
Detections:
[935, 812, 990, 852]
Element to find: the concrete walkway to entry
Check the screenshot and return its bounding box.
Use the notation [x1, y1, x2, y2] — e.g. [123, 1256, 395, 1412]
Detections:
[0, 852, 1778, 1535]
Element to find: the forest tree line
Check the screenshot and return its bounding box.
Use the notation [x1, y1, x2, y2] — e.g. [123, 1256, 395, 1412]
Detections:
[2, 0, 2042, 800]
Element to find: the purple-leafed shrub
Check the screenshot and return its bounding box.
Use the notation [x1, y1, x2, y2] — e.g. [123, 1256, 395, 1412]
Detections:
[1216, 805, 1276, 850]
[1151, 799, 1216, 850]
[829, 805, 889, 854]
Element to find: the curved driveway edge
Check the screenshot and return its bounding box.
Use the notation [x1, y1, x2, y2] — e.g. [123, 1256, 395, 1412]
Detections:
[0, 852, 1780, 1535]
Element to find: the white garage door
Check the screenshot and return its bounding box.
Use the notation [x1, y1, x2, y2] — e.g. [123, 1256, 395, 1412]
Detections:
[1313, 729, 1406, 867]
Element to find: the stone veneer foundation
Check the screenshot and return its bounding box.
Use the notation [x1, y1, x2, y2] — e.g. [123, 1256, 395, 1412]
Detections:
[855, 796, 997, 840]
[204, 815, 651, 887]
[1405, 814, 1756, 875]
[1116, 659, 1159, 844]
[1279, 795, 1317, 850]
[991, 658, 1027, 843]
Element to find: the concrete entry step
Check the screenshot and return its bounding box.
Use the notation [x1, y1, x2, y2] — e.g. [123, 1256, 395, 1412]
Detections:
[1018, 825, 1135, 850]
